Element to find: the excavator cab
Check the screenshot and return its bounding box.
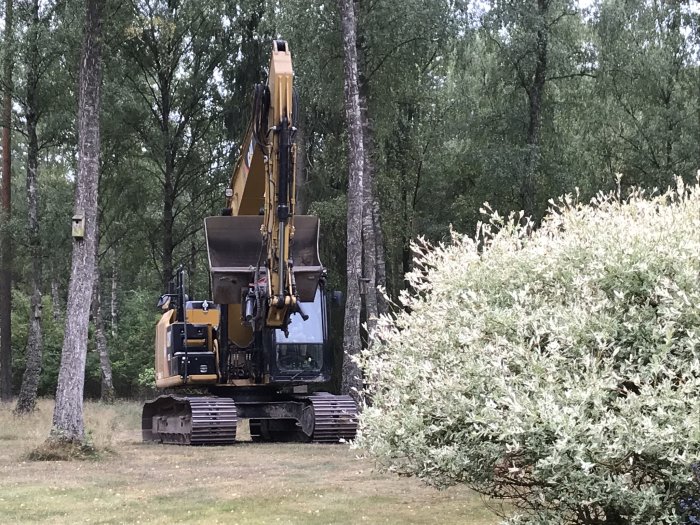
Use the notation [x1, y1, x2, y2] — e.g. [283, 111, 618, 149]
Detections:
[270, 287, 332, 382]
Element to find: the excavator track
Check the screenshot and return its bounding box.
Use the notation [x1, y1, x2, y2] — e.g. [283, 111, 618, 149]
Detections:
[308, 393, 358, 443]
[142, 396, 237, 445]
[142, 393, 357, 445]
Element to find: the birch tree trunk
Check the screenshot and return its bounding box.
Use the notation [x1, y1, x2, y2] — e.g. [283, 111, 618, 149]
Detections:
[359, 92, 378, 336]
[338, 0, 364, 401]
[162, 162, 174, 289]
[110, 250, 117, 337]
[15, 0, 43, 415]
[91, 254, 114, 403]
[373, 195, 388, 315]
[355, 31, 379, 335]
[355, 5, 385, 322]
[51, 278, 62, 321]
[51, 0, 102, 443]
[161, 85, 175, 290]
[294, 128, 307, 214]
[0, 0, 15, 402]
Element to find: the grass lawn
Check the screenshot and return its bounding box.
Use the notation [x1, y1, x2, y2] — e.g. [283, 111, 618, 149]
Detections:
[0, 399, 502, 525]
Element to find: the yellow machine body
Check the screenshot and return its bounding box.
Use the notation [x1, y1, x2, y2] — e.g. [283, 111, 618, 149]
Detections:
[153, 40, 324, 390]
[155, 305, 221, 389]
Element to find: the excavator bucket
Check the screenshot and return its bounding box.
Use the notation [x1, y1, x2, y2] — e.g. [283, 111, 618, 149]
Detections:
[291, 216, 323, 302]
[204, 215, 323, 304]
[205, 216, 263, 304]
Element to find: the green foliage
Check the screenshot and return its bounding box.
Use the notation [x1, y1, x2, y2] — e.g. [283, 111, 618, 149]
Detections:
[136, 367, 155, 388]
[359, 181, 700, 523]
[108, 290, 161, 398]
[11, 289, 65, 396]
[595, 0, 698, 189]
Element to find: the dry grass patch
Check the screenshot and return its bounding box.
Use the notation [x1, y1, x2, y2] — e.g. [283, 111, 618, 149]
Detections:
[0, 399, 502, 524]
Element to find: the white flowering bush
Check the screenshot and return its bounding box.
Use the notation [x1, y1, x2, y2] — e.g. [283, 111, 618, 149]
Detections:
[358, 181, 700, 524]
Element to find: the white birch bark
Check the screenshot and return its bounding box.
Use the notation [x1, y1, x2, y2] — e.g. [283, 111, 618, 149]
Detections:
[338, 0, 364, 401]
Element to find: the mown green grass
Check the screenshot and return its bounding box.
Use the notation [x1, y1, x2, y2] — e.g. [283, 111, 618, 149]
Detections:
[0, 399, 501, 525]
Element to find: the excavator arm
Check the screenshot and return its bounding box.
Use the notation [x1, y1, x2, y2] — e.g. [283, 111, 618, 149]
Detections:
[205, 40, 321, 331]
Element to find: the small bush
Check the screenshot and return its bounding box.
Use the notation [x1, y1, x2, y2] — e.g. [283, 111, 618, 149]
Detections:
[358, 181, 700, 524]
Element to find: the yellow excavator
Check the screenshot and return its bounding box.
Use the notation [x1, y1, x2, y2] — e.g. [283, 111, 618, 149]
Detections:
[142, 40, 358, 445]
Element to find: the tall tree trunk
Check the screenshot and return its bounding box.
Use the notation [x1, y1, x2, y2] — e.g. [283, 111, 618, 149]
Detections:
[51, 277, 62, 321]
[15, 0, 43, 415]
[188, 239, 196, 298]
[161, 82, 174, 290]
[94, 292, 114, 402]
[665, 105, 673, 183]
[663, 5, 681, 185]
[162, 172, 174, 290]
[294, 127, 307, 214]
[91, 246, 114, 403]
[0, 0, 15, 402]
[372, 196, 387, 315]
[338, 0, 364, 401]
[401, 186, 411, 277]
[356, 30, 383, 325]
[359, 93, 378, 336]
[520, 0, 549, 219]
[51, 0, 102, 444]
[110, 249, 117, 336]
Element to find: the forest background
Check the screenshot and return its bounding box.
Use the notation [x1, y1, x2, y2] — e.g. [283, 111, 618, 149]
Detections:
[0, 0, 698, 401]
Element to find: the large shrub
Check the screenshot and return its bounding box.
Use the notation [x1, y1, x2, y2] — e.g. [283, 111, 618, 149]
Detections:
[358, 182, 700, 524]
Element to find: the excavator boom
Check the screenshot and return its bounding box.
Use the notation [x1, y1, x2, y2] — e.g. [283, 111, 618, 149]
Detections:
[209, 40, 307, 330]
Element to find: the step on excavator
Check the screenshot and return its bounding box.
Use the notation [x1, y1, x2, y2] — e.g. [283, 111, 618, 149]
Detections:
[142, 40, 358, 445]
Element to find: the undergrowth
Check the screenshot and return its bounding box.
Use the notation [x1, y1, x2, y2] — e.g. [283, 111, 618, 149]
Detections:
[26, 438, 102, 462]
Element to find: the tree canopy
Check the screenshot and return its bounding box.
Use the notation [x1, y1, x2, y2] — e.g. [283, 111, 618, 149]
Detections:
[0, 0, 696, 399]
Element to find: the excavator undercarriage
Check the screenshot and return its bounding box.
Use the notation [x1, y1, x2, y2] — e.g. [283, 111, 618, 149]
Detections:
[142, 392, 358, 445]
